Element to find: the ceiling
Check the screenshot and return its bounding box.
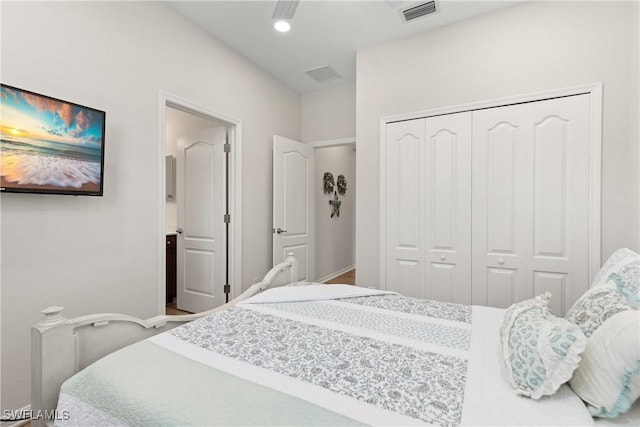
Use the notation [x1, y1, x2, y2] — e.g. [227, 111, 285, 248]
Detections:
[165, 1, 521, 94]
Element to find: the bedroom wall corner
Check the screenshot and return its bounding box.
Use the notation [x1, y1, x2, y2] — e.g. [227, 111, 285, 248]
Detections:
[301, 84, 356, 143]
[0, 1, 300, 412]
[355, 0, 640, 286]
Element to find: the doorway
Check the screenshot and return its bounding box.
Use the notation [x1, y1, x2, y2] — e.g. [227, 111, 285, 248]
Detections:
[159, 93, 242, 315]
[271, 136, 356, 285]
[312, 139, 356, 284]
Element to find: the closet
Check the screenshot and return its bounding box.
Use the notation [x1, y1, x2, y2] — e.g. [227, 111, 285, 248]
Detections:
[382, 93, 595, 315]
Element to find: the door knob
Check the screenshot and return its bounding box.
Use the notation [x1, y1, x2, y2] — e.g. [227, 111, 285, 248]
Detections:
[176, 228, 183, 234]
[440, 255, 446, 261]
[498, 258, 505, 265]
[276, 228, 287, 234]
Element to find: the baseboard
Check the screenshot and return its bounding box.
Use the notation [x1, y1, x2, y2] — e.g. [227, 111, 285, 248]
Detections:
[317, 264, 355, 284]
[1, 404, 31, 427]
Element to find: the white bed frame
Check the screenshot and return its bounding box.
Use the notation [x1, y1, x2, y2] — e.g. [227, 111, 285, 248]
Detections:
[30, 254, 299, 427]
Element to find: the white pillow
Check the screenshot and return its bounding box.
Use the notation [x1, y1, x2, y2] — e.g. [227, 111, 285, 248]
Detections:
[569, 310, 640, 418]
[500, 292, 586, 399]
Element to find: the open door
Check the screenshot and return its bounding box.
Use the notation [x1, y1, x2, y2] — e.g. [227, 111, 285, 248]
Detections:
[273, 135, 313, 281]
[176, 127, 227, 313]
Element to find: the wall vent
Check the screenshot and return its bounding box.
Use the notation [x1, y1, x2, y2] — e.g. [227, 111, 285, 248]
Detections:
[305, 65, 342, 83]
[272, 0, 299, 20]
[401, 1, 437, 22]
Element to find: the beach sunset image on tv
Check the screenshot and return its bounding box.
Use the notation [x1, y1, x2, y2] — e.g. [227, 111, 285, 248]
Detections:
[0, 84, 105, 195]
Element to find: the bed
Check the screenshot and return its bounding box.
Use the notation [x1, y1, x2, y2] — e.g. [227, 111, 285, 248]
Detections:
[31, 252, 640, 426]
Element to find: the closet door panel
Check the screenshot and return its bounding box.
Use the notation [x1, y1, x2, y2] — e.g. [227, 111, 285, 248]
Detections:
[533, 271, 566, 316]
[529, 95, 590, 315]
[398, 260, 424, 299]
[425, 112, 472, 304]
[385, 119, 426, 298]
[430, 263, 455, 303]
[486, 268, 516, 309]
[472, 104, 530, 307]
[473, 95, 591, 313]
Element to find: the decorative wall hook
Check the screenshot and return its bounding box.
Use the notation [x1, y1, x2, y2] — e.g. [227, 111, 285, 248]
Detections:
[337, 174, 347, 195]
[329, 191, 341, 218]
[323, 172, 335, 194]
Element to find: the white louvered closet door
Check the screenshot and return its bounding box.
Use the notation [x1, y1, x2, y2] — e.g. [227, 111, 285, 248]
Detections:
[471, 95, 591, 315]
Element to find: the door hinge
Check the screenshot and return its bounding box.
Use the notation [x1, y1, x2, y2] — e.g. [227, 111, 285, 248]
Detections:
[224, 214, 231, 224]
[224, 143, 231, 153]
[223, 284, 231, 294]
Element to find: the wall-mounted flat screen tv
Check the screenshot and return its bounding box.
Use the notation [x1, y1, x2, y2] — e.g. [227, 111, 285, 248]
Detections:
[1, 84, 105, 196]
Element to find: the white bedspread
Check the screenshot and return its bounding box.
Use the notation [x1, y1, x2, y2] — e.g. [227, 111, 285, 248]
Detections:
[57, 285, 595, 426]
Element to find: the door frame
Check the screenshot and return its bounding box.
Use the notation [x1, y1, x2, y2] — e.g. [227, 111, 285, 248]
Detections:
[157, 91, 243, 314]
[379, 82, 603, 290]
[308, 137, 356, 282]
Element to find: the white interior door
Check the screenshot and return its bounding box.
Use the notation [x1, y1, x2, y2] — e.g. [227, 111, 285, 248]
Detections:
[176, 127, 227, 313]
[472, 95, 590, 315]
[273, 135, 313, 281]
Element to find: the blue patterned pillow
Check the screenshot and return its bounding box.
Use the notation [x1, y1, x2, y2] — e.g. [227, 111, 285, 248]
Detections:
[611, 263, 640, 307]
[593, 248, 639, 290]
[501, 292, 587, 399]
[565, 281, 637, 337]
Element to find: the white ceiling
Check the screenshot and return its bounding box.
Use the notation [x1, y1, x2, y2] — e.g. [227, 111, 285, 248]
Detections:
[165, 1, 521, 94]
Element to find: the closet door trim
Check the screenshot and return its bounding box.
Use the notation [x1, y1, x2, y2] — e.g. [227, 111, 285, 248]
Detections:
[379, 82, 602, 290]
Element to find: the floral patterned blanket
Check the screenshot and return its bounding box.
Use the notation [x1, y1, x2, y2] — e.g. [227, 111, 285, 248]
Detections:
[56, 285, 593, 426]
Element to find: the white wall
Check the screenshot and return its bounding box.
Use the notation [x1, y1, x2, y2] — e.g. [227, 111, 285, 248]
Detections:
[356, 1, 640, 287]
[314, 146, 356, 281]
[301, 84, 356, 142]
[300, 84, 357, 280]
[0, 1, 300, 411]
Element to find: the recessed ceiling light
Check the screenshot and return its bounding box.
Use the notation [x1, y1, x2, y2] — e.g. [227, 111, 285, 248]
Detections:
[274, 20, 291, 32]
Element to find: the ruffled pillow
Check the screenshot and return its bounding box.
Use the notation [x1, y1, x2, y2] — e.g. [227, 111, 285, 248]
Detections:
[569, 310, 640, 417]
[500, 292, 586, 399]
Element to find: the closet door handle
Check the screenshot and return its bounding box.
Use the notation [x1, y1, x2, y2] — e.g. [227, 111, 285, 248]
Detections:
[440, 255, 447, 261]
[498, 258, 505, 265]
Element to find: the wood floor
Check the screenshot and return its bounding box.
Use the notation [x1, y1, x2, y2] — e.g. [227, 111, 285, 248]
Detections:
[323, 268, 356, 285]
[166, 269, 356, 315]
[166, 299, 191, 315]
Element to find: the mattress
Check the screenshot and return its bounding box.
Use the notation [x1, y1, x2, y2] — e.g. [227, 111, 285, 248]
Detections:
[55, 284, 594, 426]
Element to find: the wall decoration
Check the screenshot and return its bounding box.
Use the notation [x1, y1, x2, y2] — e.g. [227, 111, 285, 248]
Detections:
[323, 172, 334, 194]
[0, 84, 106, 196]
[329, 191, 341, 218]
[337, 174, 347, 195]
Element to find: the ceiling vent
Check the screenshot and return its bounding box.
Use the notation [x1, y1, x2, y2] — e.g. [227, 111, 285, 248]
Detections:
[305, 65, 342, 83]
[272, 0, 299, 20]
[401, 1, 437, 23]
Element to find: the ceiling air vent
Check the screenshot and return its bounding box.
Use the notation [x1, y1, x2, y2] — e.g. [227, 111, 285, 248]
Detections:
[272, 0, 299, 20]
[401, 1, 437, 23]
[305, 65, 342, 83]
